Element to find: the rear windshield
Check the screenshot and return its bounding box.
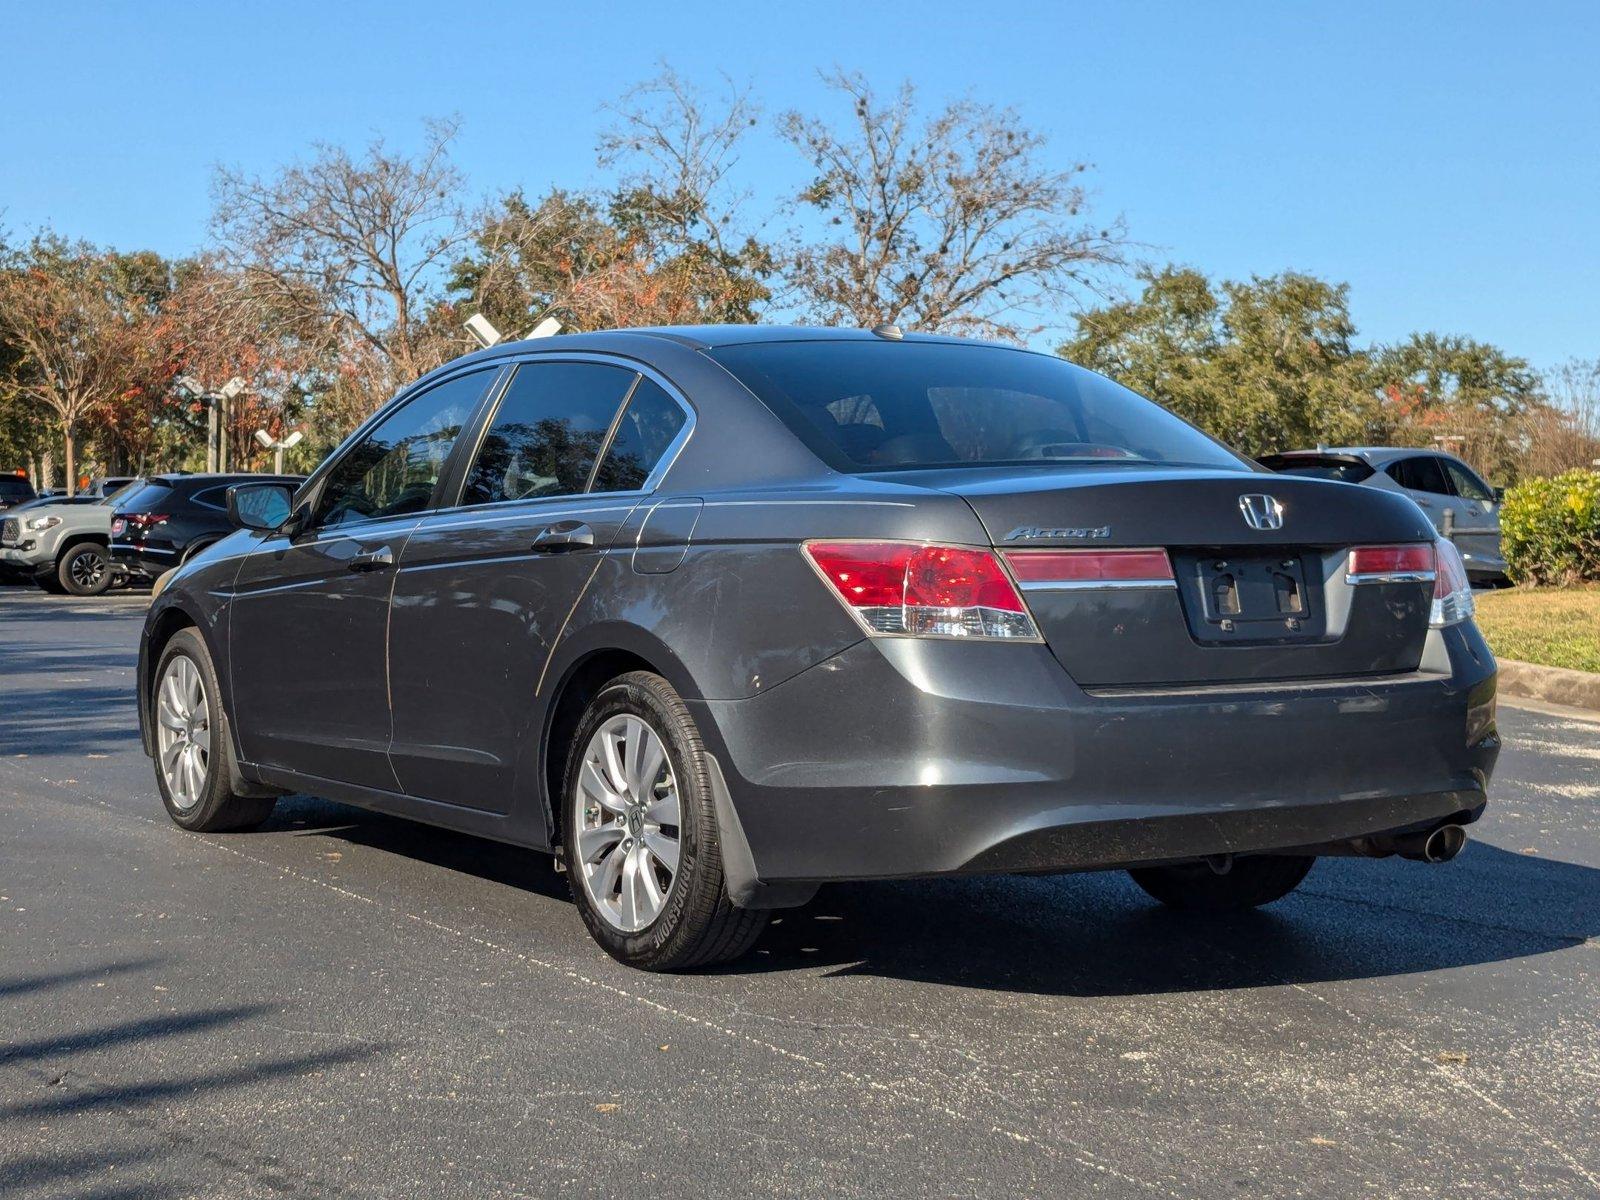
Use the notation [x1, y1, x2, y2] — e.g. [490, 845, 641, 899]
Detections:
[98, 480, 143, 506]
[708, 341, 1248, 473]
[1261, 457, 1375, 484]
[115, 481, 177, 511]
[0, 478, 34, 500]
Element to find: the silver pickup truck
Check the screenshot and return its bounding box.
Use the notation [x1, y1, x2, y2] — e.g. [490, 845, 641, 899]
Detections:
[0, 479, 139, 595]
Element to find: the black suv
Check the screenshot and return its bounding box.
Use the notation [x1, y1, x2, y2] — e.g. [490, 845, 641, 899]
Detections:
[111, 473, 304, 579]
[0, 475, 37, 513]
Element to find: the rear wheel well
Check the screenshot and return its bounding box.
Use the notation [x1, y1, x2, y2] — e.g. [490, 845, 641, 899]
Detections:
[543, 650, 658, 850]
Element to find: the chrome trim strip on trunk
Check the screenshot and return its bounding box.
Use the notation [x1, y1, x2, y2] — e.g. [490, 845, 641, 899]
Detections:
[1017, 579, 1178, 592]
[1345, 571, 1436, 585]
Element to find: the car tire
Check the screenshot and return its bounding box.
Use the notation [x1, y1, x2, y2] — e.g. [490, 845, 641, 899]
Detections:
[1127, 854, 1315, 912]
[58, 542, 113, 596]
[562, 671, 768, 971]
[152, 628, 276, 833]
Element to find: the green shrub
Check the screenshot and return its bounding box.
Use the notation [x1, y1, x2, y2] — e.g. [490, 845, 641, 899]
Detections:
[1500, 470, 1600, 585]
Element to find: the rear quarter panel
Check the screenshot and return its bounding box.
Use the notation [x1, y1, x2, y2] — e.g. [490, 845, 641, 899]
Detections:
[553, 482, 993, 703]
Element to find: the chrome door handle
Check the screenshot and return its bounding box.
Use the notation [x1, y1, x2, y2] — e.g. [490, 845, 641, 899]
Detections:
[349, 546, 394, 572]
[532, 522, 594, 553]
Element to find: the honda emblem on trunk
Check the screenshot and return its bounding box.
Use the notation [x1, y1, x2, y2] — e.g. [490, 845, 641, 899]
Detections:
[1238, 494, 1284, 531]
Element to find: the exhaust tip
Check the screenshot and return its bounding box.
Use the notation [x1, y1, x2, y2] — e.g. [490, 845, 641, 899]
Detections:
[1422, 824, 1467, 864]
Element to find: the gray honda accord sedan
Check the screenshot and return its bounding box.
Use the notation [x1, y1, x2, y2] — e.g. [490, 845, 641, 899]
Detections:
[137, 326, 1499, 970]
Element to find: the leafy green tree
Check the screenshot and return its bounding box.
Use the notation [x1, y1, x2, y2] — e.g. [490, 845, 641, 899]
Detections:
[1371, 333, 1542, 482]
[0, 235, 176, 492]
[1061, 267, 1385, 455]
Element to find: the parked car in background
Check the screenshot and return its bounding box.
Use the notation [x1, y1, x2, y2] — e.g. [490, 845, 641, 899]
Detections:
[138, 327, 1496, 971]
[0, 474, 37, 514]
[1, 479, 143, 595]
[1258, 447, 1506, 583]
[111, 473, 305, 581]
[82, 475, 139, 498]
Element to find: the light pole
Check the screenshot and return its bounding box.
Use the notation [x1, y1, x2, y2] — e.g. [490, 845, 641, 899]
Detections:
[175, 375, 247, 471]
[253, 429, 304, 474]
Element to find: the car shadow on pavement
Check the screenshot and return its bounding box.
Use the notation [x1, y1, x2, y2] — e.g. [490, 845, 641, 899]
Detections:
[743, 844, 1600, 995]
[260, 795, 1599, 997]
[269, 794, 572, 903]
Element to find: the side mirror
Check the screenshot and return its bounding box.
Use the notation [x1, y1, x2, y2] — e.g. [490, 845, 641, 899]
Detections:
[227, 482, 295, 532]
[1493, 486, 1506, 502]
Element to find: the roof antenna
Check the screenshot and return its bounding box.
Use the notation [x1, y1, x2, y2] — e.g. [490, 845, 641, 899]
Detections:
[871, 323, 904, 341]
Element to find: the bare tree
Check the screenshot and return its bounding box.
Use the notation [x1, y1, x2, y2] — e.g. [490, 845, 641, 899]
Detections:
[1522, 359, 1600, 478]
[779, 71, 1128, 341]
[212, 119, 469, 408]
[160, 258, 339, 471]
[597, 65, 772, 322]
[0, 237, 163, 493]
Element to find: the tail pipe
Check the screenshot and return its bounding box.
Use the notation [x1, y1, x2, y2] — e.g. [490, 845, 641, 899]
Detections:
[1340, 823, 1468, 863]
[1401, 823, 1468, 864]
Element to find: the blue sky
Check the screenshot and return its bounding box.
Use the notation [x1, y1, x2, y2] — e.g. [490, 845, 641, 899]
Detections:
[3, 1, 1596, 368]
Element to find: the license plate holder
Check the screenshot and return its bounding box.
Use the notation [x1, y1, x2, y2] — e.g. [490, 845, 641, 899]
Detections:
[1173, 551, 1325, 644]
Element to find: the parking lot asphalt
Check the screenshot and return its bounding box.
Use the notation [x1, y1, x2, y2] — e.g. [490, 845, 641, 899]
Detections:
[1, 585, 1597, 1199]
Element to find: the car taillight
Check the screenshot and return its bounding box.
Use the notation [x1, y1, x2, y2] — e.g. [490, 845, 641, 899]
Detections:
[1429, 538, 1475, 628]
[123, 513, 169, 532]
[803, 541, 1039, 640]
[1345, 543, 1436, 584]
[1344, 541, 1473, 628]
[1003, 548, 1175, 589]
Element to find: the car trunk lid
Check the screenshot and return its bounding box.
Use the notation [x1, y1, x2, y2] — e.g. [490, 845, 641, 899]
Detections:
[877, 465, 1439, 688]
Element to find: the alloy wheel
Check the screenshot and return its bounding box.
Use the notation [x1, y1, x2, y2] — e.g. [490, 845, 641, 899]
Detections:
[574, 714, 681, 933]
[156, 655, 211, 811]
[70, 549, 107, 589]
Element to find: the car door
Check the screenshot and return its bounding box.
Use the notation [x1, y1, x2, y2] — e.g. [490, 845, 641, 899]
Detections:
[228, 367, 500, 790]
[1441, 458, 1504, 572]
[386, 360, 692, 815]
[1385, 454, 1453, 528]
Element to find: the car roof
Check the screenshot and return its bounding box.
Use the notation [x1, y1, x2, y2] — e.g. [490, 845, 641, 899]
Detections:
[430, 323, 1017, 377]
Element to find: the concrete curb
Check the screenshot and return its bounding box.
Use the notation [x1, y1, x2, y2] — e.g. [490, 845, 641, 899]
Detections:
[1496, 658, 1600, 712]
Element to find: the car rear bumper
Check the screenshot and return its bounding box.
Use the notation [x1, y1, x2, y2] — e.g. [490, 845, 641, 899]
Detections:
[110, 540, 170, 578]
[694, 624, 1499, 886]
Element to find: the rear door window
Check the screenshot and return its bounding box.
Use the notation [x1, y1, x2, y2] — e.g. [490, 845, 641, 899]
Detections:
[460, 362, 637, 505]
[1444, 461, 1494, 502]
[591, 378, 689, 492]
[1388, 456, 1451, 495]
